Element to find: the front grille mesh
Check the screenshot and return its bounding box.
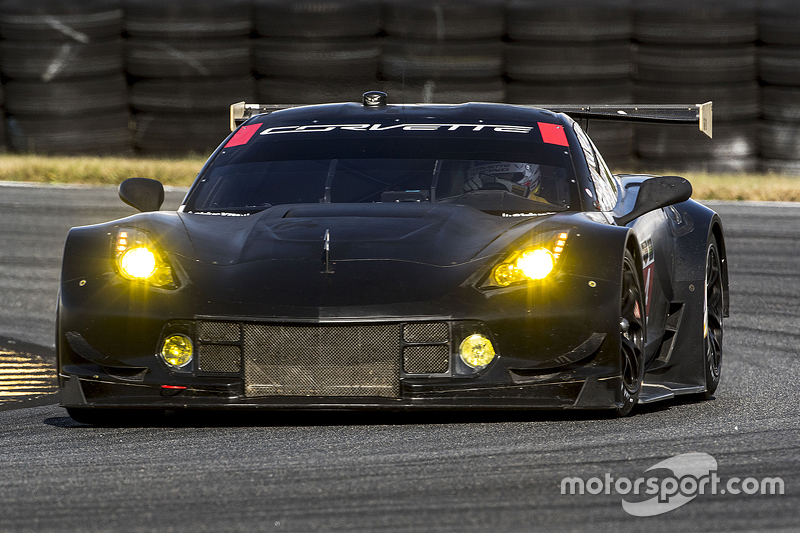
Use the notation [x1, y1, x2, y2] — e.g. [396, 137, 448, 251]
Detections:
[243, 324, 401, 398]
[403, 322, 448, 343]
[403, 345, 449, 374]
[198, 345, 241, 373]
[199, 321, 241, 342]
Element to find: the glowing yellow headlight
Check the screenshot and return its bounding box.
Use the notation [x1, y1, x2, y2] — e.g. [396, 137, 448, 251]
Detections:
[161, 334, 194, 368]
[489, 231, 570, 288]
[114, 228, 176, 287]
[459, 334, 496, 368]
[119, 247, 157, 279]
[516, 248, 554, 280]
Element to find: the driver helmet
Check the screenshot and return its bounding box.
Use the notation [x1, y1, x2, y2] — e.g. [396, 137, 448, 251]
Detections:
[467, 162, 542, 198]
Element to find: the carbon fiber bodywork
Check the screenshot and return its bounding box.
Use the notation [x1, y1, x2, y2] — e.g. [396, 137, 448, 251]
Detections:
[57, 102, 727, 415]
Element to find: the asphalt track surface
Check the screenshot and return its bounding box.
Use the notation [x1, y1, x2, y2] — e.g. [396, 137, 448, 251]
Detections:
[0, 183, 797, 532]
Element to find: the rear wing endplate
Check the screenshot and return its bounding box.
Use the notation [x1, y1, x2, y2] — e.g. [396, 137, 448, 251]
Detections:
[230, 102, 301, 131]
[230, 101, 713, 138]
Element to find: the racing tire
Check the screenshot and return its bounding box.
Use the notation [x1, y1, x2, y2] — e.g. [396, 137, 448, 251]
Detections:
[506, 41, 630, 83]
[762, 86, 800, 122]
[133, 112, 230, 156]
[4, 76, 128, 116]
[123, 0, 252, 39]
[125, 38, 252, 79]
[633, 0, 756, 45]
[130, 77, 256, 113]
[633, 44, 756, 84]
[507, 0, 631, 43]
[759, 0, 800, 46]
[617, 249, 645, 417]
[255, 0, 381, 39]
[635, 120, 758, 160]
[66, 407, 165, 426]
[381, 39, 503, 80]
[257, 78, 379, 104]
[383, 0, 505, 40]
[633, 81, 760, 123]
[506, 79, 633, 105]
[382, 78, 506, 104]
[254, 38, 380, 79]
[759, 46, 800, 86]
[0, 39, 123, 81]
[7, 111, 132, 155]
[759, 121, 800, 161]
[701, 236, 724, 400]
[760, 158, 800, 176]
[0, 0, 122, 41]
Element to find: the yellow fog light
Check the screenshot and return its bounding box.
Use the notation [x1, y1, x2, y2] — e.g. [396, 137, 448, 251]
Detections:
[119, 247, 157, 279]
[516, 248, 554, 280]
[160, 334, 194, 369]
[459, 334, 496, 368]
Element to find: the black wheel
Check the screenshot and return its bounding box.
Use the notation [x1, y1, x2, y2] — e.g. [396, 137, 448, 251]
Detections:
[617, 250, 645, 416]
[66, 407, 164, 426]
[702, 237, 724, 399]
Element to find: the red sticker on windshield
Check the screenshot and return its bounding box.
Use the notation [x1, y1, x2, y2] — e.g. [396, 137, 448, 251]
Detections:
[538, 123, 569, 147]
[225, 124, 262, 148]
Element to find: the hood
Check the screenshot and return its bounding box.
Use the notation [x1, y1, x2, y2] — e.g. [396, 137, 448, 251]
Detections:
[175, 203, 552, 308]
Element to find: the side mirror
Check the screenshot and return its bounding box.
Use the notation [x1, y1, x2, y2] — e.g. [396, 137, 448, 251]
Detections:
[119, 178, 164, 212]
[614, 176, 692, 227]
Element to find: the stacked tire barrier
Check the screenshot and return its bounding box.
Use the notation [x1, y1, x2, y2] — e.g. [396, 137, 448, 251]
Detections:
[632, 0, 760, 172]
[759, 1, 800, 174]
[505, 0, 633, 167]
[381, 0, 505, 104]
[254, 0, 382, 104]
[124, 0, 255, 155]
[0, 0, 798, 172]
[0, 0, 130, 155]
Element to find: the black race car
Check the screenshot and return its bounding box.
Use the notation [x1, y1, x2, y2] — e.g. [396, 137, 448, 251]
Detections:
[57, 92, 727, 422]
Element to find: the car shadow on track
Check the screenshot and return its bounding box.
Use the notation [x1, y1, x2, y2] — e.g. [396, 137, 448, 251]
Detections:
[41, 396, 709, 429]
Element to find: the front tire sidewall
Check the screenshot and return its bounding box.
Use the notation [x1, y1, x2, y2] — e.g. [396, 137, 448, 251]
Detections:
[703, 237, 724, 398]
[617, 250, 645, 417]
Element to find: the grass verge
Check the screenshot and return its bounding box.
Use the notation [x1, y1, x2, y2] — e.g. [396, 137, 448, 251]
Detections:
[0, 154, 206, 187]
[0, 154, 799, 201]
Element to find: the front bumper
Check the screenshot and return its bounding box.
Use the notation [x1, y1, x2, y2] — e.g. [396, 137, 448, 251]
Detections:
[59, 317, 624, 411]
[59, 250, 625, 411]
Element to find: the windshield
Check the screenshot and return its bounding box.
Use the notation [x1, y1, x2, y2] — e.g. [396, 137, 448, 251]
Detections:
[185, 123, 577, 214]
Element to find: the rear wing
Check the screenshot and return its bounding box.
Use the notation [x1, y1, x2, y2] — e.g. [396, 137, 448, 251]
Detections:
[230, 100, 713, 138]
[533, 102, 713, 138]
